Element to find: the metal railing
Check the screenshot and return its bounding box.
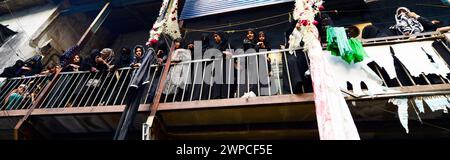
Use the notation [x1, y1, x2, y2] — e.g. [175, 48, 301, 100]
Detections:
[159, 48, 313, 103]
[1, 32, 450, 111]
[0, 75, 51, 110]
[34, 65, 164, 109]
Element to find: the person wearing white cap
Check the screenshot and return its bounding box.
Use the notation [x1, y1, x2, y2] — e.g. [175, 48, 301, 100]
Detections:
[389, 7, 424, 36]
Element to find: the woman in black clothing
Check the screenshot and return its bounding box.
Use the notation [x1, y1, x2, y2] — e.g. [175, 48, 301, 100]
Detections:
[362, 25, 389, 39]
[243, 30, 257, 51]
[112, 47, 133, 70]
[282, 20, 313, 94]
[207, 31, 233, 99]
[131, 45, 146, 68]
[238, 30, 260, 97]
[190, 33, 211, 100]
[256, 31, 273, 96]
[62, 55, 85, 72]
[0, 60, 24, 78]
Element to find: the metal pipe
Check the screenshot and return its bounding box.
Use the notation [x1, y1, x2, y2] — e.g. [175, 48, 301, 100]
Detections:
[172, 64, 185, 103]
[113, 69, 131, 105]
[265, 55, 271, 96]
[354, 90, 450, 100]
[57, 73, 80, 108]
[19, 76, 46, 110]
[374, 65, 389, 87]
[38, 74, 64, 109]
[76, 72, 99, 107]
[199, 61, 207, 101]
[181, 63, 192, 102]
[64, 72, 88, 108]
[84, 72, 107, 107]
[227, 58, 232, 99]
[49, 74, 73, 108]
[105, 70, 124, 106]
[90, 72, 111, 106]
[208, 60, 216, 100]
[99, 71, 116, 106]
[282, 51, 293, 94]
[47, 74, 70, 108]
[143, 67, 157, 104]
[275, 58, 282, 95]
[399, 63, 417, 86]
[246, 56, 250, 94]
[0, 79, 20, 106]
[72, 73, 96, 107]
[8, 78, 32, 110]
[421, 73, 432, 86]
[256, 55, 261, 96]
[12, 77, 42, 110]
[190, 63, 199, 101]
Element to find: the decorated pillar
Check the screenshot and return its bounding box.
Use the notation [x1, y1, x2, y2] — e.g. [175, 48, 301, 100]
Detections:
[289, 0, 360, 140]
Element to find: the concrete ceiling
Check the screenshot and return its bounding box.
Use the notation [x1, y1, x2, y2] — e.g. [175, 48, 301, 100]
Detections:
[0, 0, 50, 15]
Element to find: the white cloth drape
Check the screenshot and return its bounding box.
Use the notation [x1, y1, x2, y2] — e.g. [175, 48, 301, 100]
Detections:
[389, 98, 410, 133]
[363, 45, 398, 79]
[308, 40, 360, 140]
[391, 41, 450, 77]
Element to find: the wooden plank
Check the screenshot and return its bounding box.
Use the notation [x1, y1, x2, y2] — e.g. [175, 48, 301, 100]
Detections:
[3, 84, 450, 116]
[76, 2, 111, 48]
[158, 94, 315, 111]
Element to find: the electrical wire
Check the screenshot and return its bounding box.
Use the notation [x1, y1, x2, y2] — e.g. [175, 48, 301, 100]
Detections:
[185, 20, 290, 33]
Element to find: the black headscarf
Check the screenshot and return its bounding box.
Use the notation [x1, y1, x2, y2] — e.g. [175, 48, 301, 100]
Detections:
[362, 25, 388, 39]
[212, 31, 228, 51]
[133, 45, 146, 64]
[243, 29, 257, 51]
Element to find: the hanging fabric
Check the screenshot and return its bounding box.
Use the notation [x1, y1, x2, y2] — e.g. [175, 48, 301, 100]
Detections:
[324, 53, 385, 96]
[389, 98, 410, 133]
[163, 49, 191, 95]
[348, 38, 367, 63]
[423, 96, 449, 113]
[290, 0, 360, 140]
[363, 45, 397, 79]
[326, 27, 367, 64]
[414, 97, 425, 113]
[391, 41, 450, 77]
[420, 41, 450, 79]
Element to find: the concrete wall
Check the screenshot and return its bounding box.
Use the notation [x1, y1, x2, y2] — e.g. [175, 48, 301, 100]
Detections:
[32, 13, 92, 53]
[0, 0, 50, 15]
[110, 30, 148, 53]
[0, 4, 57, 74]
[78, 27, 115, 59]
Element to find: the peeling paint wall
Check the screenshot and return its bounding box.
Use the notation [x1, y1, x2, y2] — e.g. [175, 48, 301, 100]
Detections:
[0, 4, 57, 73]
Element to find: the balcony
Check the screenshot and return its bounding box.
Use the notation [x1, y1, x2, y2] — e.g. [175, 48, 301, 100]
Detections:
[1, 31, 450, 139]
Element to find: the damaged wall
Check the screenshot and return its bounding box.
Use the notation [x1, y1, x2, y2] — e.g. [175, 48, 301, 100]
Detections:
[0, 4, 57, 74]
[30, 12, 93, 53]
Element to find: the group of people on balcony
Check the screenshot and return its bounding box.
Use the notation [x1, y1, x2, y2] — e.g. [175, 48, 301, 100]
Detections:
[2, 6, 450, 108]
[154, 30, 276, 101]
[2, 82, 42, 110]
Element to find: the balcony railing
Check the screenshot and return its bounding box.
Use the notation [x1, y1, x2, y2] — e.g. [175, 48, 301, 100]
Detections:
[0, 75, 51, 110]
[1, 31, 450, 114]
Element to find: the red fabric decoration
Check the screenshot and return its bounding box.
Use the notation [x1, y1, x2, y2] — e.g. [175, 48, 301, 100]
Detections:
[150, 39, 158, 45]
[319, 5, 325, 11]
[313, 20, 319, 26]
[301, 20, 309, 26]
